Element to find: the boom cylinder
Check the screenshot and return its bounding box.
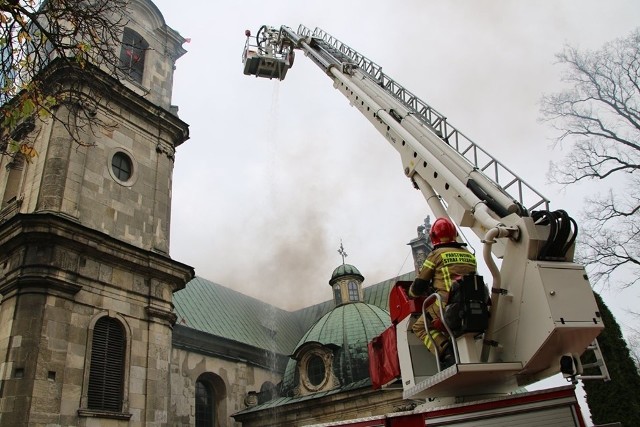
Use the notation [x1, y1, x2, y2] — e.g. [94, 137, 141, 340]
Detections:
[356, 75, 522, 217]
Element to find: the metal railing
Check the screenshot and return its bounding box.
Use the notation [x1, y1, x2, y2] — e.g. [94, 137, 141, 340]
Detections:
[297, 25, 550, 213]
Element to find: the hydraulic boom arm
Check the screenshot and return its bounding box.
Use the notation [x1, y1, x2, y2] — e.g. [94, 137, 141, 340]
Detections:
[242, 25, 605, 396]
[244, 25, 556, 255]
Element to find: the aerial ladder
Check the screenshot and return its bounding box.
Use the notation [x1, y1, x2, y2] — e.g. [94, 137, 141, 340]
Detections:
[242, 25, 608, 405]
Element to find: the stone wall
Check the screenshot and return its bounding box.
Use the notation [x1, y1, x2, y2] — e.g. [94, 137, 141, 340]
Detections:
[0, 1, 194, 426]
[116, 0, 186, 111]
[234, 386, 405, 427]
[0, 70, 189, 256]
[0, 215, 193, 426]
[170, 347, 281, 427]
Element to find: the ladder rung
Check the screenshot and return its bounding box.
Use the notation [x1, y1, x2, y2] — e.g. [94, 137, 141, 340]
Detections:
[577, 374, 610, 381]
[579, 339, 610, 382]
[582, 361, 604, 369]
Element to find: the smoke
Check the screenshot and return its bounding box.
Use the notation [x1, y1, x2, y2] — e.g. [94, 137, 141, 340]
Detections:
[250, 204, 334, 310]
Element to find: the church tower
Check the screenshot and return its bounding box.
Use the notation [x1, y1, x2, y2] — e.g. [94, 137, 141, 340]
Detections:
[407, 216, 433, 274]
[0, 1, 193, 425]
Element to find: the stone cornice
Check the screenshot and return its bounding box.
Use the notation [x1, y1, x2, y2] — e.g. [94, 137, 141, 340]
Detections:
[0, 213, 194, 293]
[0, 270, 83, 298]
[146, 305, 178, 326]
[39, 58, 189, 147]
[172, 325, 289, 373]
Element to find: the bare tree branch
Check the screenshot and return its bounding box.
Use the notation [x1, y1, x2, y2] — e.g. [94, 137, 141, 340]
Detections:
[542, 28, 640, 288]
[1, 0, 129, 159]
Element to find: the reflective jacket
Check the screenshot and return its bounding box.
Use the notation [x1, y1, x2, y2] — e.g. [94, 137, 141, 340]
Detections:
[409, 243, 477, 299]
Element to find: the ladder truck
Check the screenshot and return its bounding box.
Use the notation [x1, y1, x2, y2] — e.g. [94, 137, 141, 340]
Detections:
[242, 25, 609, 426]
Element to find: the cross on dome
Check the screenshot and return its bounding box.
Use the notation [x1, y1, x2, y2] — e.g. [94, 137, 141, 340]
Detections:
[337, 240, 348, 266]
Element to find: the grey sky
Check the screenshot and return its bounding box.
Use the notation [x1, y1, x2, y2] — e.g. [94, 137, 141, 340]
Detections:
[155, 0, 639, 321]
[150, 1, 640, 421]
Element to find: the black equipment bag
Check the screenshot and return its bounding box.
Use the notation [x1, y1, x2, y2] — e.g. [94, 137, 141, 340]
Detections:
[444, 274, 489, 337]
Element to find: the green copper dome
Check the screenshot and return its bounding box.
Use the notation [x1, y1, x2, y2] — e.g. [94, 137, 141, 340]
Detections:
[329, 263, 364, 285]
[281, 302, 390, 394]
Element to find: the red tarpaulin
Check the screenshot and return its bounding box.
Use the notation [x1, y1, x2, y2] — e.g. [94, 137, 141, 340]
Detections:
[368, 325, 401, 389]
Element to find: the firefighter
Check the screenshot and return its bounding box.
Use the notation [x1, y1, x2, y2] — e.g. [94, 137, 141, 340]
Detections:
[408, 217, 477, 368]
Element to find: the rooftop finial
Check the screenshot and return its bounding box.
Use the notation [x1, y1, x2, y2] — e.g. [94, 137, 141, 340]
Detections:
[338, 240, 348, 266]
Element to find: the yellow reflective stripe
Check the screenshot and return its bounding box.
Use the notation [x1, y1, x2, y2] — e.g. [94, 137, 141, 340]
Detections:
[441, 251, 476, 266]
[443, 266, 452, 292]
[423, 330, 443, 350]
[422, 259, 436, 270]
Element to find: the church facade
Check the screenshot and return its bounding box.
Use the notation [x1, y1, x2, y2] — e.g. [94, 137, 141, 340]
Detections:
[0, 1, 431, 426]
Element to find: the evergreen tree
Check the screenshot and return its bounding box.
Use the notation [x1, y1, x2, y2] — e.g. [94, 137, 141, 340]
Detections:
[581, 292, 640, 425]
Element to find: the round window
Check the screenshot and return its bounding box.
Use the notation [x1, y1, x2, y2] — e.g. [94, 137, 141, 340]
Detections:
[111, 152, 133, 182]
[307, 355, 326, 386]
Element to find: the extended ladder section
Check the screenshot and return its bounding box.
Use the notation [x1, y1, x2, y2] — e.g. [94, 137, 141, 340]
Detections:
[242, 25, 607, 401]
[296, 25, 550, 215]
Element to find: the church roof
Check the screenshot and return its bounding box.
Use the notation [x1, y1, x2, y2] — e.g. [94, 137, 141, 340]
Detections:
[173, 277, 305, 355]
[295, 302, 390, 346]
[172, 271, 414, 363]
[280, 302, 391, 394]
[329, 263, 364, 284]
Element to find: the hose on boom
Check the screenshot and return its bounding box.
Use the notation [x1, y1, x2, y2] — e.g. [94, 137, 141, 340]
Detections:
[531, 209, 578, 261]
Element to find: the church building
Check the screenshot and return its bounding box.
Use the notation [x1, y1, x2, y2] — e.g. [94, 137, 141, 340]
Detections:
[0, 1, 432, 426]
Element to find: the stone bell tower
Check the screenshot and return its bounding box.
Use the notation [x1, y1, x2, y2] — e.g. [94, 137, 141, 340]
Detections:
[0, 1, 193, 425]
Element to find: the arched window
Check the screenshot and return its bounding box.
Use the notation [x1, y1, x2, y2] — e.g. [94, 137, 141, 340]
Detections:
[87, 316, 126, 412]
[333, 285, 342, 305]
[119, 28, 148, 83]
[195, 379, 215, 427]
[259, 381, 277, 403]
[2, 155, 24, 207]
[2, 118, 34, 207]
[306, 355, 326, 386]
[348, 280, 359, 301]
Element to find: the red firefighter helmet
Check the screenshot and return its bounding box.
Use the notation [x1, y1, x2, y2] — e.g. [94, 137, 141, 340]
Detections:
[430, 217, 457, 246]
